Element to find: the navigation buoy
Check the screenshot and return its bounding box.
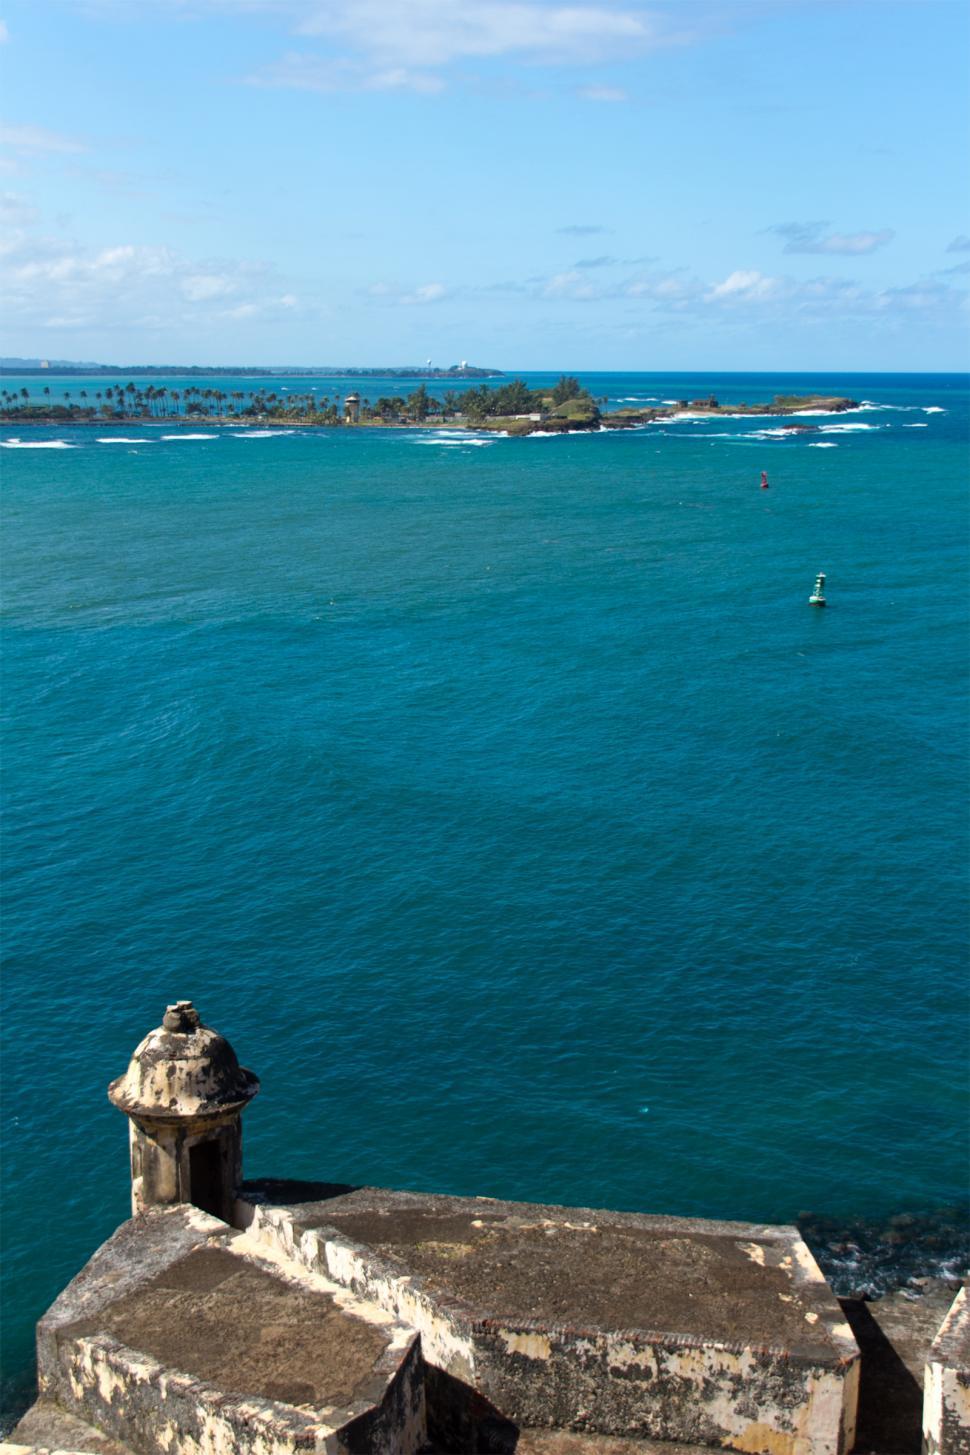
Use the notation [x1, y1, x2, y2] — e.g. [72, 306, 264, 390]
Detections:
[809, 572, 827, 607]
[761, 470, 770, 489]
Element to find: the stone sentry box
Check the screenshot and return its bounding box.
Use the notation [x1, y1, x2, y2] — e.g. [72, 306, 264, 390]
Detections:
[108, 1001, 259, 1223]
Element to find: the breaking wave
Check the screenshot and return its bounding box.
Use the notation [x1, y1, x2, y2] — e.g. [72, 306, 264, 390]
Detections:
[799, 1208, 969, 1299]
[1, 438, 76, 449]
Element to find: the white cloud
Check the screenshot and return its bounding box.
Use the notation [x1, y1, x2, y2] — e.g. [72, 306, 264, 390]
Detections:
[577, 85, 628, 102]
[363, 280, 448, 305]
[0, 190, 38, 226]
[542, 269, 601, 300]
[707, 269, 781, 300]
[181, 271, 239, 302]
[466, 261, 965, 327]
[0, 122, 86, 154]
[300, 0, 662, 67]
[0, 20, 9, 42]
[242, 0, 687, 93]
[769, 221, 894, 255]
[408, 282, 447, 303]
[245, 52, 444, 94]
[0, 211, 299, 331]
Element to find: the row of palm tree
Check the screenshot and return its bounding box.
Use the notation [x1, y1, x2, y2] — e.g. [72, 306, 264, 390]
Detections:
[0, 383, 359, 421]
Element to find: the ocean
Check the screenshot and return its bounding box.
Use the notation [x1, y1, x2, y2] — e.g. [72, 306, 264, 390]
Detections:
[1, 371, 968, 1423]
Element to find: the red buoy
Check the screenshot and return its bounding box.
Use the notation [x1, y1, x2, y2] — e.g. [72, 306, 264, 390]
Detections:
[760, 471, 770, 489]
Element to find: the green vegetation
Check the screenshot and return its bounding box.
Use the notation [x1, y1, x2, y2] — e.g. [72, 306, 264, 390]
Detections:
[0, 382, 859, 435]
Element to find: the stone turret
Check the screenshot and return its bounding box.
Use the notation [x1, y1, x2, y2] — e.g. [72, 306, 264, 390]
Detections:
[344, 391, 361, 423]
[108, 1000, 259, 1222]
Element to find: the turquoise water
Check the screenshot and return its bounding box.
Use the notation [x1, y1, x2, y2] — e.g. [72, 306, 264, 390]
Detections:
[2, 372, 968, 1419]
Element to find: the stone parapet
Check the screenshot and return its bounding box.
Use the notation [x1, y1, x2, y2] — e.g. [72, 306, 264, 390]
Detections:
[32, 1204, 426, 1455]
[924, 1285, 970, 1455]
[236, 1181, 861, 1455]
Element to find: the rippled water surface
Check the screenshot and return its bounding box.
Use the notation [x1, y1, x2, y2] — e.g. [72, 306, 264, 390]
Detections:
[2, 372, 968, 1418]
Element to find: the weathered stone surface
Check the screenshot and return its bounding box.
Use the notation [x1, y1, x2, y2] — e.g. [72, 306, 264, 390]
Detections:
[237, 1181, 860, 1455]
[7, 1399, 136, 1453]
[924, 1285, 970, 1455]
[34, 1203, 426, 1455]
[515, 1434, 721, 1454]
[108, 1002, 258, 1122]
[108, 1002, 258, 1222]
[840, 1282, 957, 1453]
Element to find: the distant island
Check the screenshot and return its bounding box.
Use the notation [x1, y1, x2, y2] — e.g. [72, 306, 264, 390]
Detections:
[0, 375, 859, 434]
[0, 357, 503, 379]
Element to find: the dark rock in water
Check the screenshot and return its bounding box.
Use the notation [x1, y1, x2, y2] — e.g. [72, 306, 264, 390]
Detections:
[798, 1207, 969, 1299]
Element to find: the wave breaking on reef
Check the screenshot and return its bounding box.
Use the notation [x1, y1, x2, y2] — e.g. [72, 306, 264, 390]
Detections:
[799, 1207, 969, 1299]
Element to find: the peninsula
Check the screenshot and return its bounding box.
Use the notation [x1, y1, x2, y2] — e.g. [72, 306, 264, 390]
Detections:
[0, 375, 859, 434]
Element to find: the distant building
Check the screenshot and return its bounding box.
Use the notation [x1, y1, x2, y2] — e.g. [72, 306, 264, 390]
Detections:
[344, 391, 361, 423]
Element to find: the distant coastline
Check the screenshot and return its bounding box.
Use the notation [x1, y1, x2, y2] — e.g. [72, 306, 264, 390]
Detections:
[0, 359, 503, 379]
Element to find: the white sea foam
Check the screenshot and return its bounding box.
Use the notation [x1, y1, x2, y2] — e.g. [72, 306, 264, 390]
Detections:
[415, 436, 493, 447]
[923, 406, 945, 413]
[902, 423, 928, 428]
[160, 433, 218, 440]
[818, 422, 880, 433]
[97, 437, 156, 444]
[231, 429, 295, 438]
[786, 407, 868, 417]
[808, 442, 838, 448]
[1, 438, 76, 448]
[749, 428, 796, 439]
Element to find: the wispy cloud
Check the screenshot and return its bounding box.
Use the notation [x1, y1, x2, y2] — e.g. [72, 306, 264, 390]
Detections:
[557, 224, 610, 236]
[707, 268, 782, 300]
[946, 234, 970, 253]
[0, 122, 87, 154]
[240, 0, 689, 95]
[0, 190, 39, 226]
[408, 260, 968, 326]
[577, 85, 628, 102]
[0, 20, 9, 42]
[769, 221, 894, 256]
[366, 280, 448, 305]
[302, 0, 670, 68]
[245, 52, 444, 94]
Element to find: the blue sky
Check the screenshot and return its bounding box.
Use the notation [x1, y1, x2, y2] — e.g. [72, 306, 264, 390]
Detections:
[1, 0, 967, 368]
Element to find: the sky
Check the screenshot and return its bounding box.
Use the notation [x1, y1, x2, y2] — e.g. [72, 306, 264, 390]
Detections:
[0, 0, 968, 370]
